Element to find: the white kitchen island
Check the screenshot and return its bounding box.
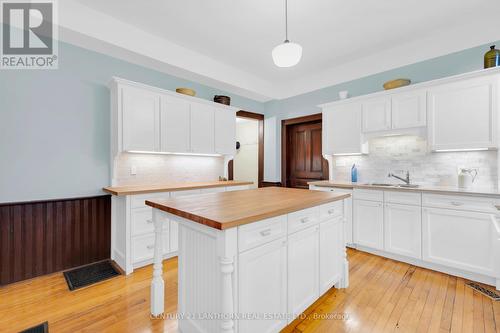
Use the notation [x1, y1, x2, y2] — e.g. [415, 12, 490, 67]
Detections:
[146, 187, 350, 333]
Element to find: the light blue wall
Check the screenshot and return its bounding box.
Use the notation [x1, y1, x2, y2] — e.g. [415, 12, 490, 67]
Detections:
[0, 41, 264, 203]
[263, 41, 500, 181]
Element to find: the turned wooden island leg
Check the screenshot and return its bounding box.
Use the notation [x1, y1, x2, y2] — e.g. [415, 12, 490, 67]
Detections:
[151, 209, 165, 316]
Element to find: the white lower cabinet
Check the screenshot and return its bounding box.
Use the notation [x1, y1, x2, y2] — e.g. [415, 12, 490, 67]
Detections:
[422, 207, 498, 276]
[353, 199, 384, 250]
[384, 203, 421, 259]
[319, 217, 343, 294]
[287, 225, 320, 317]
[112, 185, 250, 274]
[238, 238, 288, 333]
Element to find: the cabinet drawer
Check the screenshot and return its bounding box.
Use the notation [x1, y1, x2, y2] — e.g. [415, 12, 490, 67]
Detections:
[131, 192, 170, 209]
[200, 186, 226, 194]
[319, 200, 343, 221]
[238, 215, 287, 252]
[353, 189, 383, 202]
[131, 207, 169, 236]
[226, 185, 250, 192]
[131, 207, 154, 236]
[132, 233, 169, 263]
[288, 207, 320, 234]
[385, 191, 421, 206]
[170, 189, 201, 197]
[422, 193, 499, 213]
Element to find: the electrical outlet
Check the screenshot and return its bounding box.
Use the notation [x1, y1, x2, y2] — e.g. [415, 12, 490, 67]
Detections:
[130, 165, 137, 175]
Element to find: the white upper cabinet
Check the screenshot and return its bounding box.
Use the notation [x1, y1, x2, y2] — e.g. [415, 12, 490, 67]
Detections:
[160, 95, 190, 153]
[190, 102, 215, 154]
[112, 78, 238, 157]
[391, 90, 427, 129]
[323, 103, 364, 155]
[428, 76, 498, 151]
[214, 108, 236, 155]
[121, 86, 161, 152]
[362, 97, 391, 132]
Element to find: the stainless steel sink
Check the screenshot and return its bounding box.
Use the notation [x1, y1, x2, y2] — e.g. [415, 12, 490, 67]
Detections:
[362, 183, 420, 188]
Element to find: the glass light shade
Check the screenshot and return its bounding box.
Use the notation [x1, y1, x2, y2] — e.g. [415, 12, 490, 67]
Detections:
[272, 41, 302, 67]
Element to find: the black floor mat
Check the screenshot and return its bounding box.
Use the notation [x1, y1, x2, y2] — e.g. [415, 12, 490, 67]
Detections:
[466, 282, 500, 301]
[63, 261, 120, 291]
[19, 321, 48, 333]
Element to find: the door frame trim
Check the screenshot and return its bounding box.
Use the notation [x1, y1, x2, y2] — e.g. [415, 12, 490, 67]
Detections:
[228, 110, 265, 187]
[281, 113, 327, 188]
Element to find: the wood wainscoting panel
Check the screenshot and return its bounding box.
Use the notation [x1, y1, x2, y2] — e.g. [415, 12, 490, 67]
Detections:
[0, 195, 111, 285]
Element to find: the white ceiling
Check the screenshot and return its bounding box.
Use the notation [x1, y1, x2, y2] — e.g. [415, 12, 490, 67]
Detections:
[60, 0, 500, 101]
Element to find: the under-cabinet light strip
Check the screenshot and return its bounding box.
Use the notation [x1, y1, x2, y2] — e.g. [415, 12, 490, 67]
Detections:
[434, 148, 489, 153]
[127, 150, 222, 157]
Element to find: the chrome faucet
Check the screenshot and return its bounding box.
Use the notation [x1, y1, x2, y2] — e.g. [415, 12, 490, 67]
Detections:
[388, 170, 411, 185]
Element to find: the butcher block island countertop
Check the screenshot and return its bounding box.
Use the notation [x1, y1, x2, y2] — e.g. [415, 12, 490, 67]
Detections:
[102, 180, 253, 196]
[145, 187, 350, 230]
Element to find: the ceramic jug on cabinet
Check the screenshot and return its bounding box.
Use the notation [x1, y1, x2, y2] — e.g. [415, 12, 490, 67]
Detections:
[458, 168, 477, 189]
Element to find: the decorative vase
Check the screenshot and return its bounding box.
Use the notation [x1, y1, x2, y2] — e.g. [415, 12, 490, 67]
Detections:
[214, 95, 231, 105]
[484, 45, 500, 69]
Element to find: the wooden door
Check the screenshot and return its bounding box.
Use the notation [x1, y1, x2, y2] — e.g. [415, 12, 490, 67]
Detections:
[287, 122, 327, 188]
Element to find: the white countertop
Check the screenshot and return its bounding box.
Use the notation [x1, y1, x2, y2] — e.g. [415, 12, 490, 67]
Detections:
[308, 180, 500, 197]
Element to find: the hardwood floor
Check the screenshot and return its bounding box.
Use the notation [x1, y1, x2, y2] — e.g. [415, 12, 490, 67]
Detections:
[1, 249, 499, 333]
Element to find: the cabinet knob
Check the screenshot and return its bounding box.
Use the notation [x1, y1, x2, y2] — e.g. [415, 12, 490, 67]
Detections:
[147, 244, 155, 250]
[147, 219, 153, 224]
[328, 209, 336, 214]
[450, 201, 464, 206]
[301, 217, 310, 223]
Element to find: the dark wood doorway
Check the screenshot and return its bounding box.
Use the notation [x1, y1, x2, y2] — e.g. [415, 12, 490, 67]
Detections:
[282, 114, 328, 189]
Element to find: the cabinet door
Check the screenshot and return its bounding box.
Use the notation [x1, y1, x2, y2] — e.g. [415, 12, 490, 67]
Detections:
[384, 203, 421, 259]
[122, 86, 160, 152]
[319, 217, 343, 294]
[214, 108, 236, 155]
[353, 199, 384, 249]
[190, 103, 215, 154]
[323, 103, 363, 154]
[391, 91, 426, 129]
[288, 225, 319, 317]
[422, 208, 497, 276]
[160, 95, 190, 153]
[362, 97, 391, 132]
[428, 76, 498, 150]
[238, 238, 288, 333]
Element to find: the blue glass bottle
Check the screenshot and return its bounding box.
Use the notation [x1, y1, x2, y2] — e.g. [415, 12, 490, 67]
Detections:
[351, 164, 358, 183]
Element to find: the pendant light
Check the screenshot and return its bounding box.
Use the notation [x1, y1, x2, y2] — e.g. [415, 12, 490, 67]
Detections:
[272, 0, 302, 67]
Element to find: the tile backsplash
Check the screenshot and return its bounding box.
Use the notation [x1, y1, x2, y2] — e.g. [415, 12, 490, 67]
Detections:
[114, 153, 225, 186]
[331, 136, 498, 189]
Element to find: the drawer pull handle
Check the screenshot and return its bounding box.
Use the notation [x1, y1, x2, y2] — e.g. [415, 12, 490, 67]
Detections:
[147, 219, 153, 224]
[260, 229, 272, 237]
[451, 201, 464, 206]
[301, 217, 310, 223]
[147, 245, 155, 250]
[328, 209, 336, 214]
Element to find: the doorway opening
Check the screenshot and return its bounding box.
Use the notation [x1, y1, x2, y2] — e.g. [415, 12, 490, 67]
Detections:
[281, 113, 329, 188]
[228, 111, 264, 188]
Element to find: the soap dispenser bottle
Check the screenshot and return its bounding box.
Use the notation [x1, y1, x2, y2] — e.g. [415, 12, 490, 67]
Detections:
[351, 164, 358, 183]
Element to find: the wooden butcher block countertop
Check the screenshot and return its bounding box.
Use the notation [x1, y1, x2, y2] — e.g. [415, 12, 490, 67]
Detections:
[103, 180, 253, 196]
[145, 187, 350, 230]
